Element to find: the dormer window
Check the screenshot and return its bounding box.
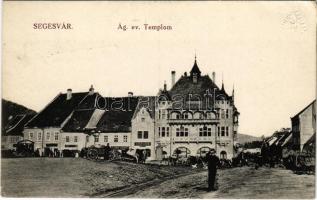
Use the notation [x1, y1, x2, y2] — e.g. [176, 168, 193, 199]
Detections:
[193, 73, 198, 83]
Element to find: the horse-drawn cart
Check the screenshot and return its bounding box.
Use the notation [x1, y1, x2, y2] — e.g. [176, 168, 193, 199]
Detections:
[81, 146, 139, 163]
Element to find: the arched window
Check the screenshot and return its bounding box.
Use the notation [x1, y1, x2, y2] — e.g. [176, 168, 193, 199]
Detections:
[182, 112, 192, 119]
[171, 112, 181, 119]
[197, 147, 211, 157]
[206, 112, 216, 119]
[173, 147, 191, 158]
[220, 151, 227, 159]
[193, 112, 204, 119]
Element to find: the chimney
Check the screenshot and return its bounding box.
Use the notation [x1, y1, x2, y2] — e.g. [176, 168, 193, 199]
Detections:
[171, 71, 176, 88]
[128, 92, 133, 97]
[67, 89, 72, 100]
[89, 85, 94, 95]
[212, 72, 216, 83]
[164, 81, 167, 91]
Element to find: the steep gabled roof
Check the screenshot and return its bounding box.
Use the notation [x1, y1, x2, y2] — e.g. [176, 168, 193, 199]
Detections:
[25, 92, 88, 128]
[77, 93, 102, 110]
[291, 99, 316, 120]
[5, 114, 36, 136]
[170, 75, 219, 98]
[95, 97, 139, 133]
[133, 96, 156, 119]
[62, 109, 96, 132]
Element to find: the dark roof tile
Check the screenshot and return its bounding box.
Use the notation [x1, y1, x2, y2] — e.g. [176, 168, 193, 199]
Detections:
[25, 92, 88, 128]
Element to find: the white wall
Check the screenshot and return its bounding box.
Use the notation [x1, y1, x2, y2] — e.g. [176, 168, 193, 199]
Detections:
[131, 107, 155, 160]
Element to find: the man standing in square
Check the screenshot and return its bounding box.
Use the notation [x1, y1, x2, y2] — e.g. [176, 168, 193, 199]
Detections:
[206, 148, 220, 191]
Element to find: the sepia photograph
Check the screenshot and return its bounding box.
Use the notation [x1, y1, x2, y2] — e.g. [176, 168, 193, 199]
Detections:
[1, 1, 316, 198]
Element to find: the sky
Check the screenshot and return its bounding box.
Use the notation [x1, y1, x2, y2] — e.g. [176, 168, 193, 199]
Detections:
[3, 1, 316, 137]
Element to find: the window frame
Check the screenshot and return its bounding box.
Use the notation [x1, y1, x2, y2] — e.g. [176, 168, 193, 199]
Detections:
[66, 136, 70, 143]
[54, 132, 59, 141]
[114, 135, 119, 142]
[143, 131, 149, 139]
[123, 135, 128, 142]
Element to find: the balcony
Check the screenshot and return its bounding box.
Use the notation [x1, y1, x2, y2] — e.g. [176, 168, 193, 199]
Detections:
[167, 118, 219, 125]
[172, 136, 215, 144]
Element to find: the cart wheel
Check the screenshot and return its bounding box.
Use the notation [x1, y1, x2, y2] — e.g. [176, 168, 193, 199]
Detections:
[108, 151, 115, 161]
[87, 149, 98, 160]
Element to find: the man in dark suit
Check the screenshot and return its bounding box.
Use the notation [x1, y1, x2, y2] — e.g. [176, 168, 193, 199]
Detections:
[206, 148, 220, 191]
[104, 143, 111, 160]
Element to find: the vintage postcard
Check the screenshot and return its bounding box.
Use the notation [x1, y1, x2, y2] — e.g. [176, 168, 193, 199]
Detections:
[1, 1, 316, 198]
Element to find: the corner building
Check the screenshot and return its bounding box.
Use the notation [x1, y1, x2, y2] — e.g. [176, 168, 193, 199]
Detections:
[153, 58, 239, 160]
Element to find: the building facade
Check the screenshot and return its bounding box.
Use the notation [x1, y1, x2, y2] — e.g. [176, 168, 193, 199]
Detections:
[130, 58, 239, 160]
[20, 58, 239, 160]
[291, 100, 316, 152]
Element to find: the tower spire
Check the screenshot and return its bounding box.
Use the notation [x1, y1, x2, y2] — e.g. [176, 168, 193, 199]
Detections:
[221, 73, 224, 90]
[232, 84, 235, 101]
[190, 55, 201, 78]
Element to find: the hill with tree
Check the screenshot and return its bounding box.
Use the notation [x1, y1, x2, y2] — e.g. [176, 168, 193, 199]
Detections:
[2, 99, 36, 133]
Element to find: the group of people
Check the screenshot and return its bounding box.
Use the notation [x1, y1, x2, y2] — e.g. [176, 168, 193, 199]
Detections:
[103, 143, 220, 192]
[103, 143, 148, 163]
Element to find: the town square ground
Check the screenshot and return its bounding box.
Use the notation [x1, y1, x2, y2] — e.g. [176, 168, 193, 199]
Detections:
[1, 158, 315, 198]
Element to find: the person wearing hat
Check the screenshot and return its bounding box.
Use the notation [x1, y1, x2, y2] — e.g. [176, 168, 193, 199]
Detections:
[206, 148, 220, 191]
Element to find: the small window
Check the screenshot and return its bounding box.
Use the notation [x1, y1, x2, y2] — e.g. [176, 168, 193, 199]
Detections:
[158, 127, 161, 137]
[114, 135, 118, 142]
[166, 127, 170, 137]
[123, 135, 128, 142]
[54, 132, 59, 141]
[218, 127, 220, 137]
[180, 128, 184, 137]
[95, 135, 99, 142]
[221, 127, 225, 137]
[46, 132, 50, 141]
[144, 131, 149, 139]
[203, 126, 207, 137]
[176, 128, 180, 137]
[184, 128, 188, 137]
[226, 109, 229, 119]
[38, 132, 42, 141]
[207, 128, 212, 136]
[104, 136, 108, 142]
[176, 113, 181, 119]
[74, 136, 78, 142]
[162, 127, 165, 137]
[226, 127, 229, 136]
[66, 136, 70, 142]
[138, 131, 142, 139]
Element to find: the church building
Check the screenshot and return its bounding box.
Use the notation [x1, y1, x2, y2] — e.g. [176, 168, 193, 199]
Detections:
[139, 57, 239, 160]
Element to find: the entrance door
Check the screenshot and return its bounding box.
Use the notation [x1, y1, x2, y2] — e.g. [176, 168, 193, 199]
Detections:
[156, 146, 163, 160]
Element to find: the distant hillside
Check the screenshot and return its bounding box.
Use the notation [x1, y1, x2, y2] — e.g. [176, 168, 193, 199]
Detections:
[237, 133, 261, 144]
[2, 99, 36, 130]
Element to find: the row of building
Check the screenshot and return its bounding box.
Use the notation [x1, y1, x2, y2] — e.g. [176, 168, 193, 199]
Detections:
[2, 58, 239, 160]
[265, 99, 316, 157]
